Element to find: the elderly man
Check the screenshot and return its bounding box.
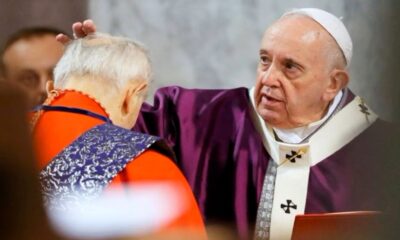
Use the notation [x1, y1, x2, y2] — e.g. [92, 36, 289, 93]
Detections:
[1, 27, 65, 107]
[65, 8, 395, 240]
[31, 33, 206, 237]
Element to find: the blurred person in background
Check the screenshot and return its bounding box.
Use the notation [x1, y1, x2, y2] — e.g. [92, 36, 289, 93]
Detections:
[1, 27, 64, 107]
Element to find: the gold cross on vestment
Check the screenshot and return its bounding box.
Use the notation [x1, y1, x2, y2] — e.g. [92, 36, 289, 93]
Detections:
[358, 98, 370, 123]
[282, 148, 307, 165]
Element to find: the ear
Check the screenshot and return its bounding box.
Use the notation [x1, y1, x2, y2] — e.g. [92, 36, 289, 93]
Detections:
[121, 80, 148, 115]
[132, 80, 148, 96]
[46, 81, 55, 96]
[323, 69, 349, 102]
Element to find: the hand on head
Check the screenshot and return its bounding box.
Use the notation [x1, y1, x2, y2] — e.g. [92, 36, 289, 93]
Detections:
[56, 19, 97, 44]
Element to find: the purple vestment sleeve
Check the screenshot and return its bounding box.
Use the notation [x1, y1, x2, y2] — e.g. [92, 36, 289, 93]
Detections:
[134, 86, 270, 239]
[133, 86, 398, 239]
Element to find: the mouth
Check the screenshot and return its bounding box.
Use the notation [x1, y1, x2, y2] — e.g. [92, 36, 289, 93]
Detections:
[266, 96, 279, 102]
[262, 93, 282, 102]
[258, 93, 284, 109]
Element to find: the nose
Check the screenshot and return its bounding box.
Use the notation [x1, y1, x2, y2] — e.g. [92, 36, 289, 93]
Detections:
[261, 63, 281, 88]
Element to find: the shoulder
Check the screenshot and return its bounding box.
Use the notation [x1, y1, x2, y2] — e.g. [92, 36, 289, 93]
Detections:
[91, 124, 164, 154]
[123, 149, 187, 182]
[346, 118, 400, 161]
[362, 118, 399, 139]
[97, 124, 159, 140]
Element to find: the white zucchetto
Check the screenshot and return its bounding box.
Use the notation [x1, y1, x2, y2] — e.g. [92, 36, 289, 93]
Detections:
[283, 8, 353, 66]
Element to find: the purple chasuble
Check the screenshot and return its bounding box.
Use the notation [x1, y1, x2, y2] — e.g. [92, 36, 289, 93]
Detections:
[133, 86, 395, 239]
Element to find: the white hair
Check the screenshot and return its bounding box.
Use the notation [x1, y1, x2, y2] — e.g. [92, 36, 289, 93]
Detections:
[54, 33, 152, 89]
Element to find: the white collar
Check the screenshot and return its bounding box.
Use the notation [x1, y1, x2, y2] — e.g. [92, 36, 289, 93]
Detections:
[273, 90, 343, 144]
[248, 87, 377, 166]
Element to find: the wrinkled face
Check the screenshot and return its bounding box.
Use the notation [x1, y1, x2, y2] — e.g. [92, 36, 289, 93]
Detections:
[255, 16, 335, 129]
[2, 34, 64, 107]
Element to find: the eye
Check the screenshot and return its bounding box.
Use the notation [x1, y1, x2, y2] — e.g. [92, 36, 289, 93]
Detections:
[285, 61, 296, 70]
[259, 55, 271, 66]
[18, 72, 39, 88]
[284, 60, 302, 78]
[284, 59, 299, 70]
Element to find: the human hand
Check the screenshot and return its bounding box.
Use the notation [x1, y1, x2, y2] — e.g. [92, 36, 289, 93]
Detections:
[56, 19, 97, 45]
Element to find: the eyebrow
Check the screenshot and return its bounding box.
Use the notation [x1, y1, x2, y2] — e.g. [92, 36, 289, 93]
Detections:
[19, 68, 37, 73]
[284, 58, 304, 70]
[259, 50, 304, 68]
[285, 58, 297, 65]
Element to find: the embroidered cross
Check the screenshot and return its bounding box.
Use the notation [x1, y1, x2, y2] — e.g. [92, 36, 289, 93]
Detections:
[281, 199, 297, 214]
[286, 150, 302, 163]
[285, 148, 306, 163]
[358, 98, 370, 122]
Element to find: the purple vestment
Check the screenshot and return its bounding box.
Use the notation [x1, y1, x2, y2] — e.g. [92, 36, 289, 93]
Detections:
[133, 86, 395, 239]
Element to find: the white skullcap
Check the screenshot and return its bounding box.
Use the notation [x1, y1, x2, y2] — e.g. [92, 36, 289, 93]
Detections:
[283, 8, 353, 66]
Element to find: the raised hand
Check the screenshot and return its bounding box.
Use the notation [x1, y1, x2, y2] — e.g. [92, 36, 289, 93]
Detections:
[56, 19, 97, 45]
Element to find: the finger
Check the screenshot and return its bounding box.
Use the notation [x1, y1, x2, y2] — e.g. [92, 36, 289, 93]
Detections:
[72, 22, 86, 38]
[82, 19, 96, 35]
[55, 34, 71, 45]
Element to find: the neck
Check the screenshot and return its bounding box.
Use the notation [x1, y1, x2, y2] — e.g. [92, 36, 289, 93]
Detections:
[306, 101, 331, 126]
[62, 75, 123, 125]
[273, 90, 344, 143]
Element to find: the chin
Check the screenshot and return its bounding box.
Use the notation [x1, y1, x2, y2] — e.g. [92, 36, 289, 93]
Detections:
[258, 110, 283, 127]
[264, 118, 284, 128]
